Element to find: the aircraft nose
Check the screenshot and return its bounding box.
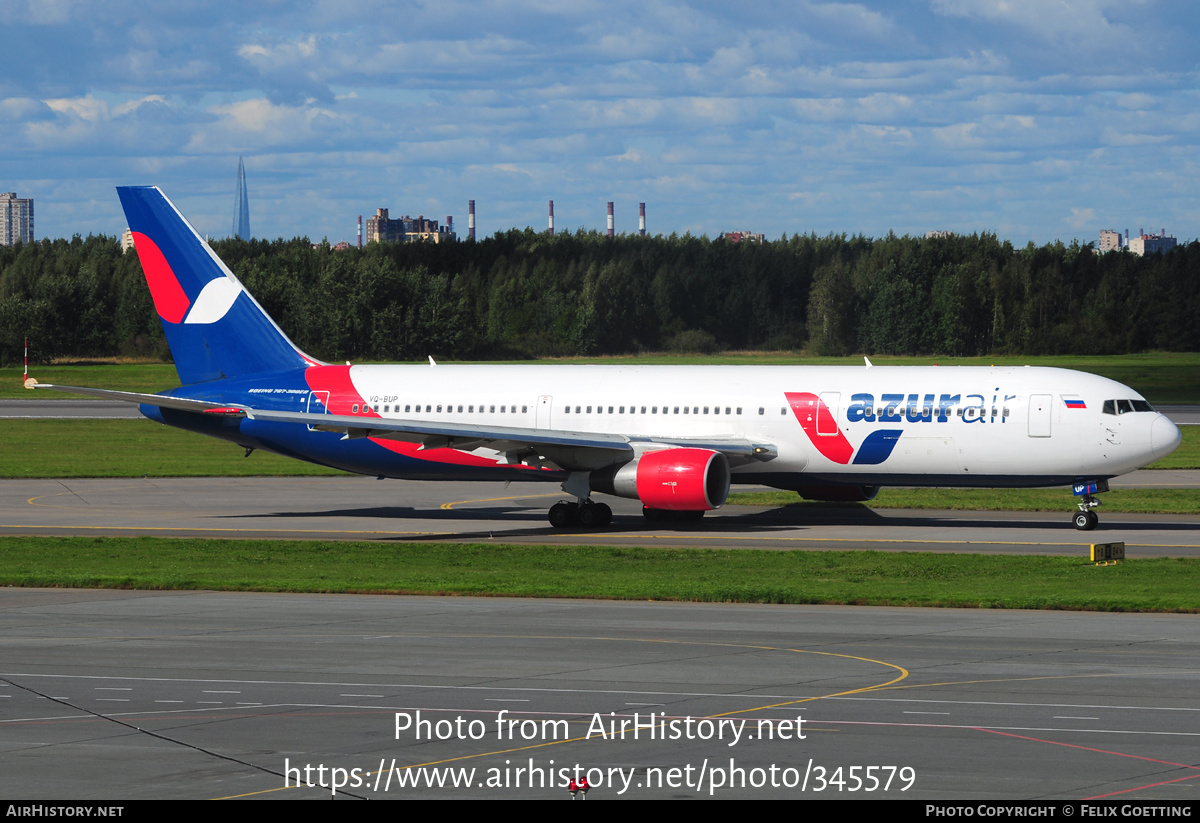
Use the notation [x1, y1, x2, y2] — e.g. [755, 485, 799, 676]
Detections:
[1151, 414, 1182, 461]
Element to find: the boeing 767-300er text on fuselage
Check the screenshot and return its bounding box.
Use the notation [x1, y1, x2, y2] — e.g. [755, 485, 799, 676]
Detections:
[26, 188, 1182, 530]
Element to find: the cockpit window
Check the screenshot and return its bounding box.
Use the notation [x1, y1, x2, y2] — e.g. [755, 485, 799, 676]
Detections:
[1104, 398, 1153, 415]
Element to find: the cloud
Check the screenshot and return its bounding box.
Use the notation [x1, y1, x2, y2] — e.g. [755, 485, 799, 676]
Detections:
[1066, 207, 1095, 228]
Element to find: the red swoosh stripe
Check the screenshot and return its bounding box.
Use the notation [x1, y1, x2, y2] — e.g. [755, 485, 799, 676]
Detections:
[785, 391, 854, 465]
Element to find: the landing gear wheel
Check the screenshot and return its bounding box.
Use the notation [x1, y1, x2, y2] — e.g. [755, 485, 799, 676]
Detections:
[551, 501, 612, 529]
[549, 502, 573, 529]
[578, 504, 599, 527]
[575, 502, 613, 528]
[1073, 510, 1098, 531]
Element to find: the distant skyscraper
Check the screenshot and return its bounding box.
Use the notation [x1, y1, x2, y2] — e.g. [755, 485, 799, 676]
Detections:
[0, 192, 34, 246]
[233, 156, 250, 239]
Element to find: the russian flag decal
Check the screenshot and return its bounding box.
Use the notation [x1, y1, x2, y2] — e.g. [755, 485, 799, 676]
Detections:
[1064, 398, 1086, 409]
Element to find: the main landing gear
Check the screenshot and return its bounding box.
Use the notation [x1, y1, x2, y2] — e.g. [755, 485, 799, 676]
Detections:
[548, 500, 613, 529]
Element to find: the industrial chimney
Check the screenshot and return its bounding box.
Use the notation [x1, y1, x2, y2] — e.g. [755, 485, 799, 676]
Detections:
[639, 202, 646, 236]
[357, 215, 362, 248]
[548, 200, 554, 235]
[607, 202, 614, 238]
[468, 200, 476, 241]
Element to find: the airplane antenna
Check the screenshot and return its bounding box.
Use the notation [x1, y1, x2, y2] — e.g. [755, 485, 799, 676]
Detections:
[864, 356, 873, 368]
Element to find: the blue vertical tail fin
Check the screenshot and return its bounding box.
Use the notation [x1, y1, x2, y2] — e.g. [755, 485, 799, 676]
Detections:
[117, 186, 319, 385]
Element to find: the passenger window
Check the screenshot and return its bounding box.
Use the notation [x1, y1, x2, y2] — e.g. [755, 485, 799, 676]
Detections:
[587, 406, 593, 413]
[640, 406, 646, 414]
[619, 406, 625, 414]
[352, 404, 359, 413]
[758, 407, 764, 415]
[736, 407, 742, 415]
[608, 406, 613, 414]
[684, 407, 689, 414]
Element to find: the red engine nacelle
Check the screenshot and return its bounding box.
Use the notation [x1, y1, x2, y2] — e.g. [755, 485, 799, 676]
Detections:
[593, 448, 730, 511]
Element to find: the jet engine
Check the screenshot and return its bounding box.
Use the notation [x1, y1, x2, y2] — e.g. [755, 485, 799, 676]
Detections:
[592, 448, 730, 510]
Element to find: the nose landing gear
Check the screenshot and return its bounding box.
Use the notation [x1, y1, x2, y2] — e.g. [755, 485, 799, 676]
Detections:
[1071, 480, 1108, 530]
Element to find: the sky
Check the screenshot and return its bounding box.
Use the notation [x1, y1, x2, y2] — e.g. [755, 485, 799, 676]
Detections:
[1, 0, 1197, 245]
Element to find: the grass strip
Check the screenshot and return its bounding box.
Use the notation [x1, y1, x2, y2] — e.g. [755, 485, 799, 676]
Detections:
[1, 537, 1197, 613]
[727, 487, 1200, 514]
[0, 419, 345, 477]
[3, 363, 181, 397]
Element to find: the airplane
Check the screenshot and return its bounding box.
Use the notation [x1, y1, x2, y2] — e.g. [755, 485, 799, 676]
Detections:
[25, 187, 1183, 531]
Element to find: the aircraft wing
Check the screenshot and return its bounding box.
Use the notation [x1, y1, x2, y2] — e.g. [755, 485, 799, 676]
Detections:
[26, 382, 775, 471]
[24, 382, 250, 415]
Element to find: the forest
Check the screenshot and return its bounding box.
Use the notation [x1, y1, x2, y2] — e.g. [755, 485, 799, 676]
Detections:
[1, 229, 1197, 365]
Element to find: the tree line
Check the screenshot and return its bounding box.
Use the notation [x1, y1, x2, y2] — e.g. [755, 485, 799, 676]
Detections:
[1, 229, 1197, 366]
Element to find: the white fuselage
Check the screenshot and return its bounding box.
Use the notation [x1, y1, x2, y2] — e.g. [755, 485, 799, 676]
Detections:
[342, 363, 1180, 489]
